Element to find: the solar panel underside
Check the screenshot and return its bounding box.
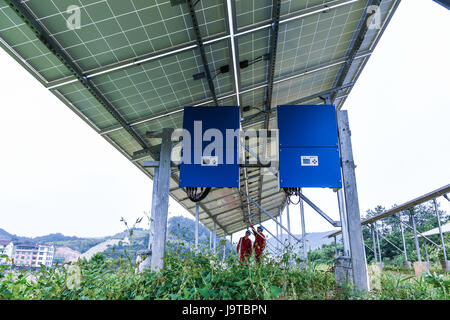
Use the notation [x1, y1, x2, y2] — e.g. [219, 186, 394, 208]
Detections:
[0, 0, 400, 236]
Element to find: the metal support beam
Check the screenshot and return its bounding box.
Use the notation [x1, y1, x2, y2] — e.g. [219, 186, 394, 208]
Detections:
[300, 192, 341, 227]
[150, 128, 173, 271]
[424, 241, 430, 264]
[286, 203, 292, 246]
[239, 189, 303, 244]
[410, 208, 422, 262]
[433, 198, 448, 261]
[331, 0, 378, 103]
[213, 221, 217, 253]
[375, 224, 382, 263]
[279, 209, 283, 245]
[371, 226, 378, 263]
[337, 110, 368, 291]
[195, 202, 199, 250]
[334, 236, 338, 257]
[399, 213, 409, 262]
[378, 233, 403, 253]
[299, 189, 307, 260]
[186, 0, 218, 104]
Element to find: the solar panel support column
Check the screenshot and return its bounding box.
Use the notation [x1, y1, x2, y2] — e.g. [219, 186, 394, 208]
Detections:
[424, 241, 430, 265]
[399, 213, 410, 266]
[409, 208, 422, 262]
[299, 188, 307, 261]
[279, 209, 283, 246]
[334, 236, 338, 257]
[337, 110, 368, 291]
[150, 128, 173, 272]
[286, 203, 292, 247]
[195, 202, 199, 251]
[433, 198, 448, 262]
[276, 215, 279, 250]
[375, 224, 382, 266]
[213, 221, 217, 254]
[371, 225, 378, 264]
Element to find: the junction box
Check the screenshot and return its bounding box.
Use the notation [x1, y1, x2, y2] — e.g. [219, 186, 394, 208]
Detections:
[179, 106, 240, 188]
[277, 105, 342, 188]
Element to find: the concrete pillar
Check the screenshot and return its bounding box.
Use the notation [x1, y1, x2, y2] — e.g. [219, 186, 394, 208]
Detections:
[299, 188, 307, 261]
[334, 256, 352, 285]
[337, 188, 350, 256]
[148, 166, 159, 249]
[337, 110, 368, 291]
[138, 167, 159, 272]
[150, 128, 173, 272]
[195, 202, 199, 250]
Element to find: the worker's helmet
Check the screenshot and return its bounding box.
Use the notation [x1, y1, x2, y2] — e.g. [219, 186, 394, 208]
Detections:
[257, 225, 264, 231]
[245, 230, 251, 235]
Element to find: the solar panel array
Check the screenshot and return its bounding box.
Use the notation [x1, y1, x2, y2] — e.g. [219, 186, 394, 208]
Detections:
[0, 0, 400, 236]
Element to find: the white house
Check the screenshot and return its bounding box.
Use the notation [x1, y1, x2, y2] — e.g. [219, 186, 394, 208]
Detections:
[0, 240, 14, 265]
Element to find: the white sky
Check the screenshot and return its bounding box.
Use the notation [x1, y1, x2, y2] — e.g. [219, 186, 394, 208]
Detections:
[0, 0, 449, 241]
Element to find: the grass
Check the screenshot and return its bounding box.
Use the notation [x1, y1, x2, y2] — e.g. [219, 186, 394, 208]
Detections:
[1, 246, 449, 300]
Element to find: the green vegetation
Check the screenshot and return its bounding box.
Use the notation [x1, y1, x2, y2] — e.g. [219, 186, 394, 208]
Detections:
[1, 244, 449, 300]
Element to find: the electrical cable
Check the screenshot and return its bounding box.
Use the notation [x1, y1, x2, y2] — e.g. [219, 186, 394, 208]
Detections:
[283, 187, 301, 205]
[186, 187, 211, 202]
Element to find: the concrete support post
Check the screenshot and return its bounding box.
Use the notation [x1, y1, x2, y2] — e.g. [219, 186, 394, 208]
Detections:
[138, 167, 160, 272]
[150, 128, 173, 272]
[433, 198, 448, 261]
[337, 188, 350, 256]
[337, 110, 368, 291]
[195, 202, 199, 250]
[299, 188, 307, 261]
[410, 208, 422, 262]
[213, 221, 217, 254]
[148, 166, 159, 249]
[286, 204, 292, 247]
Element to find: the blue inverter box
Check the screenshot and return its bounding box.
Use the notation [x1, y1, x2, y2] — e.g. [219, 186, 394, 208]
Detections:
[277, 105, 342, 188]
[179, 106, 240, 188]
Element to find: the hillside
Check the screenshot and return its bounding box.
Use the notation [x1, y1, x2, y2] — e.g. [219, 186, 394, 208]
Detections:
[266, 231, 341, 255]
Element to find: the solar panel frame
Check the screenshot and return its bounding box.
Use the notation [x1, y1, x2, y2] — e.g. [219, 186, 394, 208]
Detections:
[0, 0, 401, 237]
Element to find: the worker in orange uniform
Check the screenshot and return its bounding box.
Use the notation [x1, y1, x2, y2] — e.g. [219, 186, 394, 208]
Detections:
[249, 223, 266, 263]
[236, 230, 252, 262]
